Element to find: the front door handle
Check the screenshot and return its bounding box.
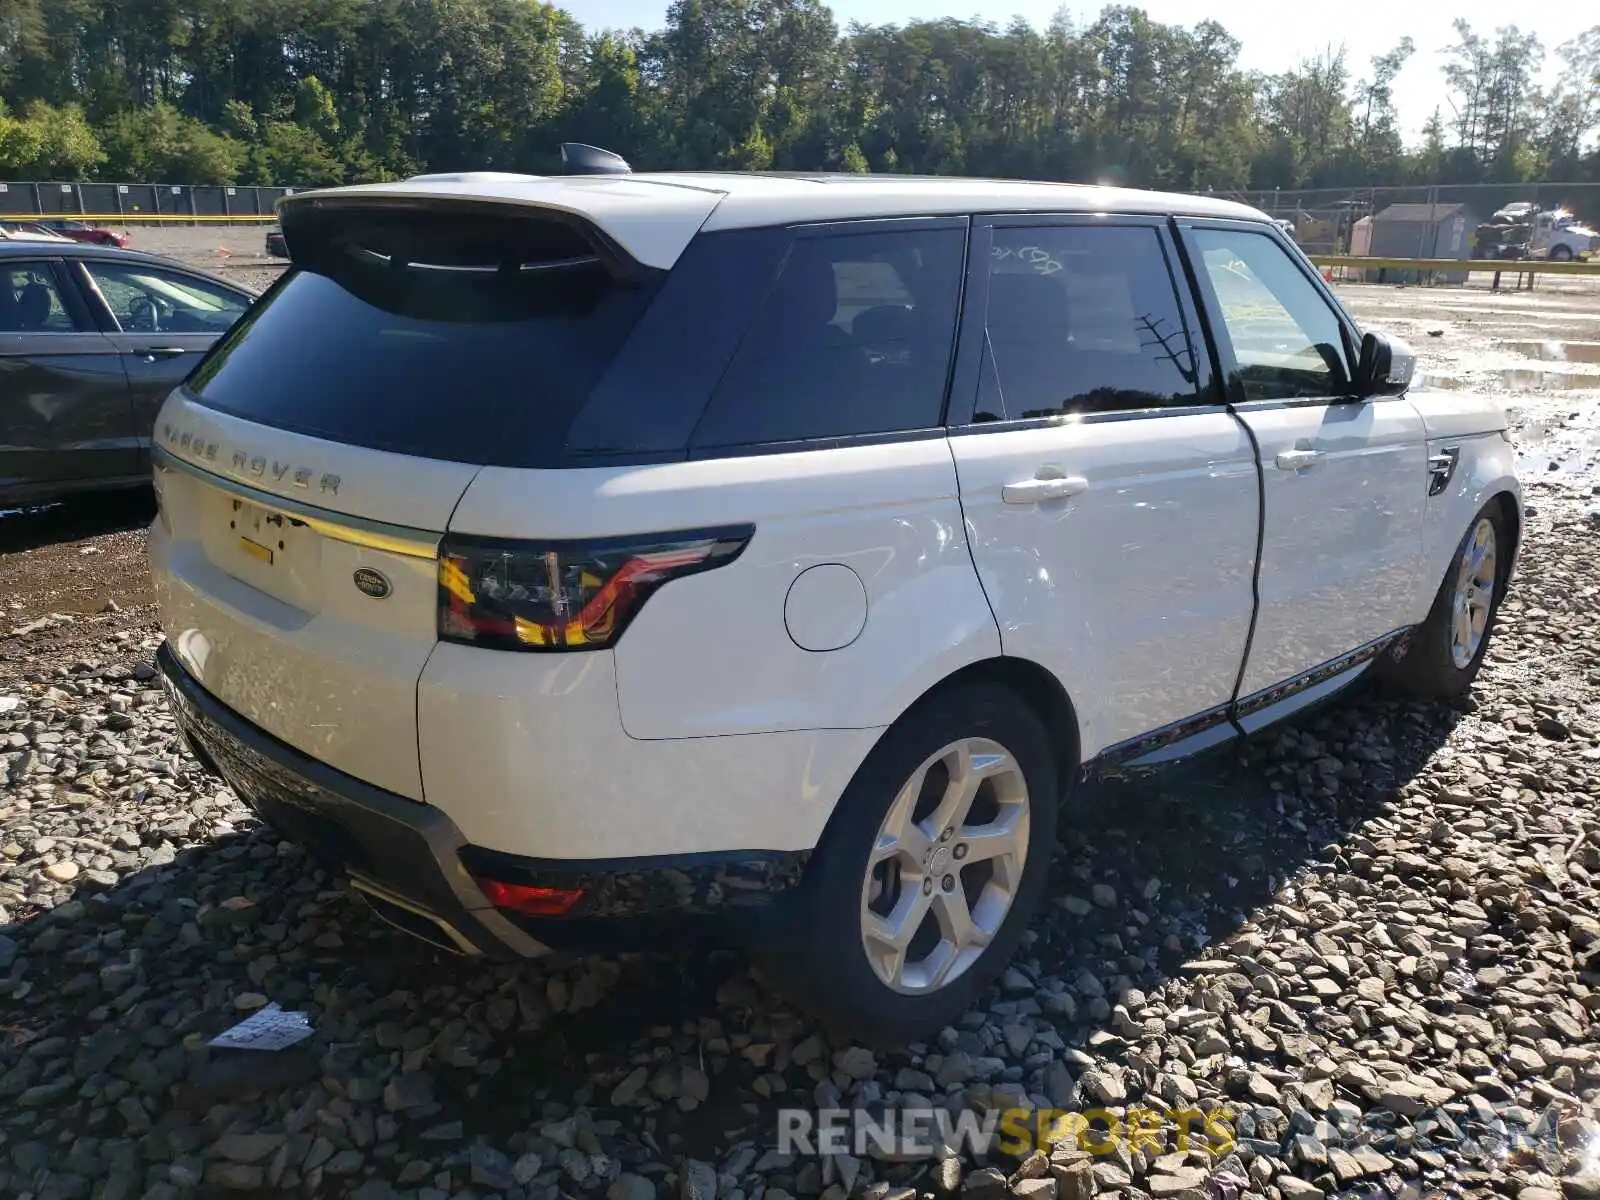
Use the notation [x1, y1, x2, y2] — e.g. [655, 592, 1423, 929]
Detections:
[1274, 448, 1324, 471]
[133, 347, 187, 361]
[1002, 474, 1089, 504]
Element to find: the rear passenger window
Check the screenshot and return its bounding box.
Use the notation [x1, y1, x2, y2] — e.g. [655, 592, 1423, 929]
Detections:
[0, 265, 81, 333]
[978, 226, 1200, 420]
[690, 226, 964, 448]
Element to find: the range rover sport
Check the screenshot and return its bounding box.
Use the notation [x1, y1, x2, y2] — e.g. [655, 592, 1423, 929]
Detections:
[150, 164, 1520, 1044]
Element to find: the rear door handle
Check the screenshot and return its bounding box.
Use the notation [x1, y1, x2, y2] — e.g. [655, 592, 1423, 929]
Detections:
[133, 347, 187, 360]
[1002, 474, 1089, 504]
[1274, 448, 1324, 471]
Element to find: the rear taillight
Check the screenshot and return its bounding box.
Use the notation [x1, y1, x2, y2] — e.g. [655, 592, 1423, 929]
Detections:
[437, 525, 753, 652]
[474, 877, 585, 917]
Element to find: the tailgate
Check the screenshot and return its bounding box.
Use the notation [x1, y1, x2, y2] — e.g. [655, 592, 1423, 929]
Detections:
[151, 395, 477, 799]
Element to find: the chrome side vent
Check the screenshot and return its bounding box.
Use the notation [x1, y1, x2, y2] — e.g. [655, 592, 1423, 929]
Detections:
[1428, 447, 1460, 496]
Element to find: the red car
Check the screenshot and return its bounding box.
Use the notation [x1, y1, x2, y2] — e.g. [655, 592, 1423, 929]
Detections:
[37, 218, 129, 248]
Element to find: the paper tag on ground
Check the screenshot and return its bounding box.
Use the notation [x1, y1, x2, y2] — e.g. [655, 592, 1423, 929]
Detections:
[208, 1003, 313, 1051]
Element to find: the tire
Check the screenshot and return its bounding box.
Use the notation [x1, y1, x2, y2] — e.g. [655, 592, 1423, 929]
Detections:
[1378, 500, 1509, 701]
[756, 682, 1060, 1047]
[1550, 245, 1574, 262]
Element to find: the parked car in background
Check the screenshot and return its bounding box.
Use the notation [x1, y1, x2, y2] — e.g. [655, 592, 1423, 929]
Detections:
[150, 163, 1520, 1044]
[0, 222, 75, 243]
[35, 218, 129, 248]
[265, 227, 287, 257]
[0, 242, 255, 507]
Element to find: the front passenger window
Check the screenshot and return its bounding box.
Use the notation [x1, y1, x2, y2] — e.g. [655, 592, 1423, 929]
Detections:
[83, 262, 248, 334]
[1191, 229, 1351, 401]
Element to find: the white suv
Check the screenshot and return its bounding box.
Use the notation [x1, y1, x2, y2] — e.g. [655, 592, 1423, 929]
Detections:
[149, 164, 1520, 1044]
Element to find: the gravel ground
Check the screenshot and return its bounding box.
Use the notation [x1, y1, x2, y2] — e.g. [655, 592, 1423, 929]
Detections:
[3, 489, 1599, 1200]
[4, 257, 1600, 1200]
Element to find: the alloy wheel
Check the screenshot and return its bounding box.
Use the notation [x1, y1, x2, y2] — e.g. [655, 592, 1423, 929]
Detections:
[1450, 517, 1498, 669]
[858, 737, 1030, 994]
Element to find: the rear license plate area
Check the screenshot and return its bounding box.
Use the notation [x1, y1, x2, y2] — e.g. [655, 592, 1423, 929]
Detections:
[205, 492, 323, 610]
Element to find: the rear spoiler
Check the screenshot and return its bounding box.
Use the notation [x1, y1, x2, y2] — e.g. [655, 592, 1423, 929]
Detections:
[275, 151, 718, 274]
[276, 197, 662, 288]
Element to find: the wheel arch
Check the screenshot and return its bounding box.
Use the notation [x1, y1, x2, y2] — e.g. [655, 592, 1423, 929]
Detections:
[1487, 487, 1522, 584]
[830, 655, 1083, 823]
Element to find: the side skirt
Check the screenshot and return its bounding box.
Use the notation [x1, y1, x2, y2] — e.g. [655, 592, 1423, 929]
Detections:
[1088, 628, 1411, 776]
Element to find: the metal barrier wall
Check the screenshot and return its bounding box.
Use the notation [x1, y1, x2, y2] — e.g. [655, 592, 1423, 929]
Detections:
[0, 181, 293, 222]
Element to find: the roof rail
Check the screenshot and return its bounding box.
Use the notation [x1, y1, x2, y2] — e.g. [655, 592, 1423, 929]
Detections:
[560, 143, 631, 176]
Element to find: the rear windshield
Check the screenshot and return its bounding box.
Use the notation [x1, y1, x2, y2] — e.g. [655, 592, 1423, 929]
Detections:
[188, 209, 657, 466]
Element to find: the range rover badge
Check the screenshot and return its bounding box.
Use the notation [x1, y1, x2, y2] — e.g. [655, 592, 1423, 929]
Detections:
[353, 568, 392, 599]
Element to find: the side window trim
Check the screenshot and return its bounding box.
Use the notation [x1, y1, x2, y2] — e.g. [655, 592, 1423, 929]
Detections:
[1175, 217, 1360, 407]
[944, 212, 1222, 430]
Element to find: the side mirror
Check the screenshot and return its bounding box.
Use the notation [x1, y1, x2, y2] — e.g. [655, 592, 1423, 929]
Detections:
[1355, 329, 1415, 397]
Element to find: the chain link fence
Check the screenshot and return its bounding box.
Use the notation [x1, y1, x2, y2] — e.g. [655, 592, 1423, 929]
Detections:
[4, 177, 1599, 244]
[0, 181, 292, 223]
[1211, 182, 1600, 257]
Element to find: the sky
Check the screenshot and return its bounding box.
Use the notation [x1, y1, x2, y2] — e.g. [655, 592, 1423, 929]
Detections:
[560, 0, 1569, 147]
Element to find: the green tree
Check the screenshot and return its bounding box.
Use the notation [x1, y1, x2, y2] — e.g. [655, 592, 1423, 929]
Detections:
[100, 102, 246, 182]
[252, 121, 344, 185]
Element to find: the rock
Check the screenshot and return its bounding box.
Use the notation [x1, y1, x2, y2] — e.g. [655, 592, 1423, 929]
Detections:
[610, 1175, 657, 1200]
[792, 1035, 825, 1065]
[934, 1157, 963, 1195]
[1148, 1166, 1207, 1196]
[833, 1046, 877, 1080]
[611, 1065, 651, 1105]
[471, 1145, 514, 1190]
[1376, 1078, 1449, 1117]
[1050, 1161, 1094, 1200]
[43, 860, 79, 882]
[213, 1133, 285, 1165]
[1012, 1180, 1056, 1200]
[205, 1163, 265, 1190]
[1012, 1152, 1049, 1181]
[513, 1152, 545, 1185]
[1079, 1068, 1125, 1106]
[963, 1167, 1009, 1200]
[1277, 1180, 1324, 1200]
[383, 1073, 435, 1112]
[324, 1149, 364, 1176]
[682, 1158, 717, 1200]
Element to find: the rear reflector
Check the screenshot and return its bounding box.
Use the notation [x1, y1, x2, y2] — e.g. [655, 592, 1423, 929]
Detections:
[438, 525, 753, 652]
[474, 877, 585, 917]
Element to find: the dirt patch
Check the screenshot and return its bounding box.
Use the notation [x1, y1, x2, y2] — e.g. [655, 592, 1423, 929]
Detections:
[0, 493, 161, 685]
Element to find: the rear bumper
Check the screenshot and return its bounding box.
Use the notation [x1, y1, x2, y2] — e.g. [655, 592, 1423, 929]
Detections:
[157, 643, 807, 956]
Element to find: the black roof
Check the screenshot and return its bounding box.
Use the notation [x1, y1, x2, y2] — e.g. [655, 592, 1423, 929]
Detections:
[0, 239, 257, 295]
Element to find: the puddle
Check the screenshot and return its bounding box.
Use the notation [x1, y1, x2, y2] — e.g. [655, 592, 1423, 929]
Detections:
[1417, 369, 1600, 391]
[1501, 340, 1600, 364]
